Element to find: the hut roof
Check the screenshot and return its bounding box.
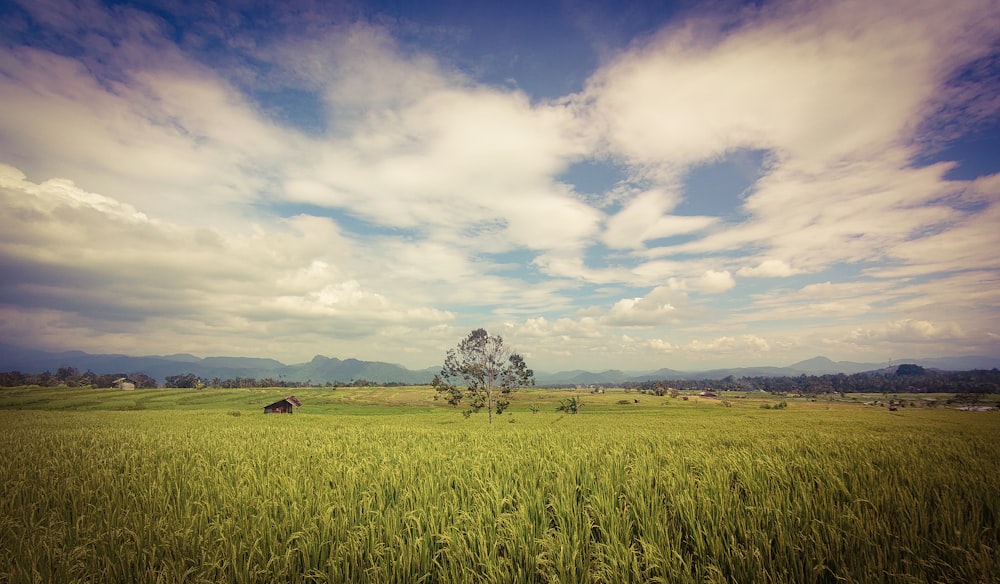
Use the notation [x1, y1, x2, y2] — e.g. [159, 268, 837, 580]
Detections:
[264, 396, 302, 409]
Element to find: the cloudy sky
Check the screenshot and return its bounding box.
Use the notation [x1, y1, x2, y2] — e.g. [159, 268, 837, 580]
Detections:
[1, 0, 999, 372]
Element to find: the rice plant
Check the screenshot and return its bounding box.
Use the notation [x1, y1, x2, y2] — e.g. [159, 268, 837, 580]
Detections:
[0, 402, 996, 583]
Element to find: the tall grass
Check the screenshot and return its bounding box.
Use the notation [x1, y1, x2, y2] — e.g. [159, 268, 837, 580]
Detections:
[0, 406, 997, 583]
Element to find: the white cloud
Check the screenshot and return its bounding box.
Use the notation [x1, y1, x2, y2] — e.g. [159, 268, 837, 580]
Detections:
[598, 285, 703, 327]
[875, 195, 1000, 278]
[0, 164, 149, 223]
[515, 316, 601, 340]
[737, 259, 799, 278]
[1, 0, 998, 371]
[0, 164, 455, 364]
[276, 29, 602, 254]
[737, 279, 902, 323]
[602, 189, 716, 249]
[851, 319, 965, 343]
[604, 296, 678, 327]
[685, 335, 772, 354]
[274, 24, 460, 113]
[586, 0, 999, 172]
[582, 0, 1000, 282]
[0, 47, 305, 228]
[693, 270, 735, 294]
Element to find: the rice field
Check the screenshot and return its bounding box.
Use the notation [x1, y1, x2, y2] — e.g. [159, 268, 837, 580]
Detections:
[0, 387, 997, 583]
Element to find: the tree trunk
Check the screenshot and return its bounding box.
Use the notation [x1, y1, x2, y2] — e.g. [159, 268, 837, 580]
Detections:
[487, 373, 495, 425]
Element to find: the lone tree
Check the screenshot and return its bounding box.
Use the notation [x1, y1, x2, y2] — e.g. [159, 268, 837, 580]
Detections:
[432, 328, 534, 424]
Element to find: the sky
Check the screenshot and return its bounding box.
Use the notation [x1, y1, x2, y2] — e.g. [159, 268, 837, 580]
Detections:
[1, 0, 999, 372]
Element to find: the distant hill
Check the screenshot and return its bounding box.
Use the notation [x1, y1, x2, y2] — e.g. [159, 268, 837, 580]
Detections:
[536, 369, 633, 385]
[785, 355, 1000, 375]
[200, 356, 286, 370]
[692, 366, 803, 380]
[904, 356, 1000, 371]
[787, 356, 879, 374]
[622, 368, 689, 382]
[0, 344, 434, 385]
[282, 356, 436, 385]
[0, 344, 996, 385]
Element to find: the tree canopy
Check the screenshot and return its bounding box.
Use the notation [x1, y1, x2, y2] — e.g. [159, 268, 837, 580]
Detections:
[432, 328, 534, 423]
[895, 363, 926, 376]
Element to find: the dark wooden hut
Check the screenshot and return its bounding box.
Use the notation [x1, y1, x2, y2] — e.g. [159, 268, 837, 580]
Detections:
[263, 395, 302, 414]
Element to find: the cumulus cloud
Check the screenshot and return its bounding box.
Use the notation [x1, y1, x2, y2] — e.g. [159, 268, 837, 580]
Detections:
[586, 0, 1000, 280]
[277, 27, 602, 253]
[693, 270, 735, 294]
[586, 0, 999, 170]
[597, 285, 711, 327]
[0, 164, 455, 364]
[604, 296, 679, 327]
[0, 47, 304, 228]
[0, 164, 148, 223]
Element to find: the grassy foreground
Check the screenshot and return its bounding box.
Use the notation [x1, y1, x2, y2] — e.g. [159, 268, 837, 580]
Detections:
[0, 386, 997, 583]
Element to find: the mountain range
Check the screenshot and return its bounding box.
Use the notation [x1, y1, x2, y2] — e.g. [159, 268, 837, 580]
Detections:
[0, 344, 997, 386]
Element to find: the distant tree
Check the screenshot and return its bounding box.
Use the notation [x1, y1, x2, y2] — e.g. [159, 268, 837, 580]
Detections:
[55, 366, 81, 386]
[95, 373, 124, 388]
[896, 364, 926, 376]
[432, 328, 534, 424]
[164, 373, 199, 388]
[78, 370, 98, 387]
[130, 373, 157, 388]
[0, 371, 26, 387]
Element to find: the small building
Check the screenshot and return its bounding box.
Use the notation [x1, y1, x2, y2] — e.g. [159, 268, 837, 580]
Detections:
[264, 396, 302, 414]
[113, 377, 136, 391]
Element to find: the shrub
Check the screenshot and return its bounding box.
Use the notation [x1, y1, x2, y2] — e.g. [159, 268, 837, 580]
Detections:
[556, 396, 581, 414]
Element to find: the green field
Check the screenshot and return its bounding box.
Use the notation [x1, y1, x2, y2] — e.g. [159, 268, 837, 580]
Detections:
[1, 386, 997, 583]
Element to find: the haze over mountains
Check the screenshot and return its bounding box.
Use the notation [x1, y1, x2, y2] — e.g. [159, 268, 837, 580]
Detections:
[1, 345, 997, 386]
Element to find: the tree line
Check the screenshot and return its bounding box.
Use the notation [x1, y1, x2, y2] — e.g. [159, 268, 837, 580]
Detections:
[3, 361, 998, 395]
[0, 367, 158, 389]
[623, 367, 1000, 395]
[161, 374, 406, 389]
[0, 367, 415, 389]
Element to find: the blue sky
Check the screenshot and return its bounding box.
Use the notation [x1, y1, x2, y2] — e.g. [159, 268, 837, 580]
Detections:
[0, 0, 998, 371]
